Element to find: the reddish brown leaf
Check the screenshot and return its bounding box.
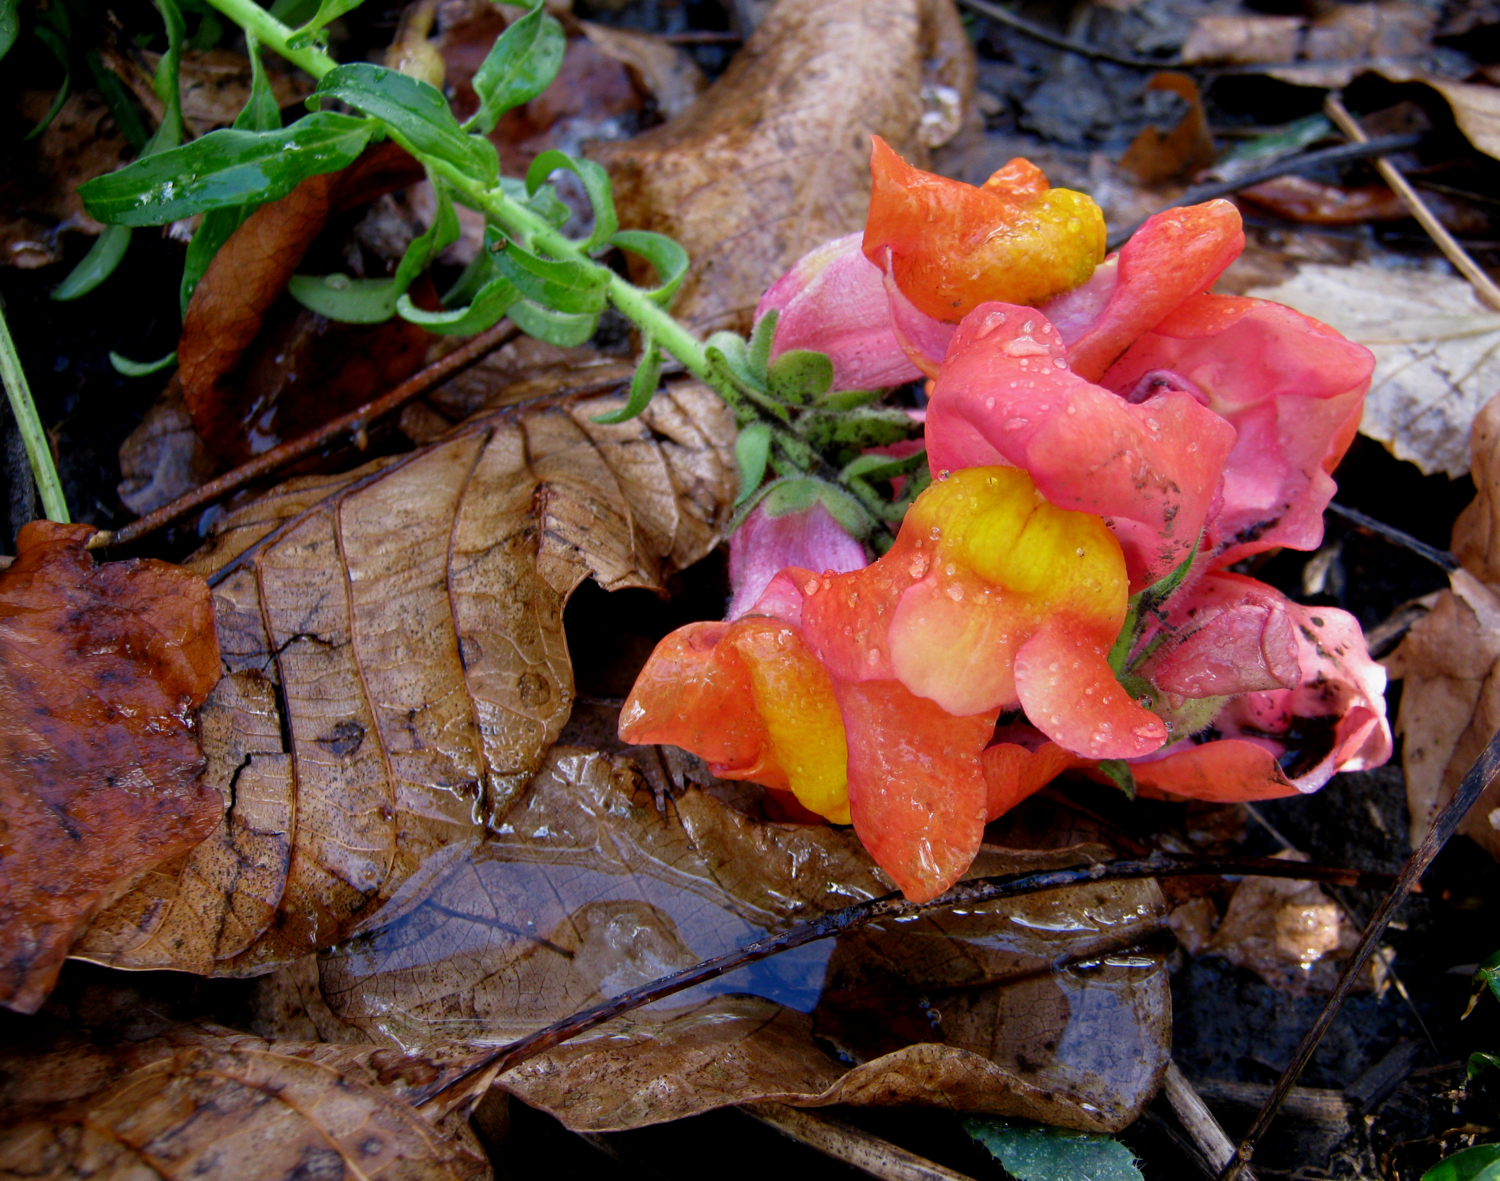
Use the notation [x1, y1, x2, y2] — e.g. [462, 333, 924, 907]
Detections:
[0, 522, 222, 1014]
[177, 142, 427, 465]
[1119, 72, 1215, 187]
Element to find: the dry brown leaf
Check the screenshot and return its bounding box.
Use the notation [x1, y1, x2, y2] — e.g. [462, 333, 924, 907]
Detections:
[0, 1026, 491, 1181]
[1388, 391, 1500, 859]
[1118, 72, 1214, 186]
[1180, 15, 1303, 65]
[177, 141, 427, 464]
[1247, 263, 1500, 479]
[101, 47, 312, 138]
[116, 375, 219, 517]
[0, 522, 222, 1014]
[1181, 3, 1434, 69]
[591, 0, 976, 335]
[293, 748, 1170, 1135]
[74, 379, 737, 977]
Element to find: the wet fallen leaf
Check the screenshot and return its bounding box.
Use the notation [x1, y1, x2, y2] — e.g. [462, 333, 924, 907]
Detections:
[1180, 4, 1435, 69]
[0, 522, 222, 1014]
[1118, 73, 1214, 187]
[0, 1025, 492, 1180]
[579, 22, 708, 122]
[177, 141, 427, 465]
[101, 46, 311, 138]
[1388, 391, 1500, 860]
[289, 747, 1170, 1135]
[116, 375, 224, 517]
[591, 0, 976, 335]
[75, 379, 737, 976]
[1180, 15, 1303, 66]
[1247, 263, 1500, 479]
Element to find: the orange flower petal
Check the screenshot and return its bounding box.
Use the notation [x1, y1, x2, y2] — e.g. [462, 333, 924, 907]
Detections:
[981, 740, 1077, 821]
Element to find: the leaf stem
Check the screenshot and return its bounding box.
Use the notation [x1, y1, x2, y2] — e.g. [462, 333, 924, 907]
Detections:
[0, 299, 68, 523]
[201, 0, 336, 79]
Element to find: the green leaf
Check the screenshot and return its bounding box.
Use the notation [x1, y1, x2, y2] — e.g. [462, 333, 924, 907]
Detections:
[1096, 759, 1138, 800]
[0, 0, 18, 63]
[315, 62, 498, 185]
[147, 0, 187, 154]
[507, 299, 597, 347]
[593, 339, 663, 425]
[814, 387, 881, 411]
[524, 150, 618, 254]
[109, 349, 177, 376]
[1421, 1144, 1500, 1181]
[491, 239, 609, 314]
[610, 230, 689, 308]
[181, 32, 282, 311]
[393, 181, 460, 288]
[286, 0, 364, 50]
[24, 25, 71, 142]
[86, 48, 151, 150]
[79, 113, 374, 226]
[964, 1117, 1144, 1181]
[288, 274, 401, 322]
[397, 274, 518, 335]
[766, 349, 833, 404]
[734, 421, 772, 503]
[51, 224, 131, 302]
[468, 0, 565, 133]
[1465, 950, 1500, 1018]
[759, 476, 871, 540]
[749, 309, 777, 376]
[1469, 1051, 1500, 1079]
[1107, 533, 1201, 675]
[1137, 532, 1201, 616]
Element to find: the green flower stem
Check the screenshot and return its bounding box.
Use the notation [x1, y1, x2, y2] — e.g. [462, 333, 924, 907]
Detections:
[0, 300, 69, 523]
[202, 0, 731, 399]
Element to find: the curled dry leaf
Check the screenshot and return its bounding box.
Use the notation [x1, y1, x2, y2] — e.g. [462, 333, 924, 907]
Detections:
[1388, 391, 1500, 860]
[74, 380, 736, 976]
[1118, 73, 1214, 187]
[591, 0, 976, 334]
[291, 748, 1171, 1136]
[0, 522, 221, 1014]
[177, 142, 428, 465]
[1248, 263, 1500, 479]
[0, 1025, 491, 1181]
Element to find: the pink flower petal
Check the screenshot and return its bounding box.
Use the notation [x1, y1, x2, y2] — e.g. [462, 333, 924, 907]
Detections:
[1138, 571, 1302, 697]
[728, 502, 868, 621]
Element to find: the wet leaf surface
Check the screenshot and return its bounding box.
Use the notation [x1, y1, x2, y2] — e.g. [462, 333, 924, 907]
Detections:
[0, 1024, 492, 1180]
[75, 380, 737, 976]
[592, 0, 976, 335]
[293, 747, 1170, 1135]
[1389, 390, 1500, 861]
[0, 522, 221, 1013]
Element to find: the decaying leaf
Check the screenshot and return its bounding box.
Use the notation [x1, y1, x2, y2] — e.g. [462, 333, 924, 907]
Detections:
[75, 380, 737, 977]
[177, 141, 427, 464]
[0, 1025, 492, 1180]
[1247, 263, 1500, 479]
[592, 0, 976, 334]
[100, 46, 311, 138]
[117, 375, 223, 517]
[1388, 391, 1500, 860]
[579, 22, 709, 122]
[0, 522, 221, 1014]
[1180, 3, 1436, 77]
[1118, 73, 1214, 187]
[289, 748, 1171, 1135]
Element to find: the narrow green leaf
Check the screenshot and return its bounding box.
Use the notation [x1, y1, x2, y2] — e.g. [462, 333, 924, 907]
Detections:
[1097, 759, 1138, 799]
[148, 0, 187, 153]
[593, 340, 663, 425]
[1469, 1051, 1500, 1079]
[964, 1117, 1144, 1181]
[80, 113, 374, 226]
[468, 0, 565, 133]
[766, 348, 833, 404]
[24, 26, 71, 143]
[1137, 532, 1201, 615]
[288, 274, 400, 322]
[109, 349, 177, 376]
[1421, 1144, 1500, 1181]
[286, 0, 364, 50]
[609, 229, 688, 307]
[394, 182, 460, 289]
[1465, 950, 1500, 1018]
[815, 387, 881, 410]
[507, 299, 597, 347]
[235, 32, 284, 133]
[525, 150, 617, 254]
[86, 48, 150, 150]
[749, 309, 777, 376]
[315, 62, 497, 185]
[52, 224, 131, 301]
[0, 0, 18, 63]
[397, 274, 518, 335]
[733, 421, 772, 502]
[491, 240, 608, 314]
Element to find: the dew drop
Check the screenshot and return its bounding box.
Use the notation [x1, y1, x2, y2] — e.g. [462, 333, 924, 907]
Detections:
[1076, 546, 1086, 558]
[946, 584, 964, 601]
[803, 579, 820, 595]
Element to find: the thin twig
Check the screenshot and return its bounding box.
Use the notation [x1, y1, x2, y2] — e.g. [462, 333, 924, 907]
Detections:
[1324, 502, 1459, 572]
[956, 0, 1174, 69]
[0, 296, 68, 523]
[1218, 724, 1500, 1179]
[89, 322, 518, 551]
[1162, 1064, 1254, 1179]
[1105, 133, 1426, 250]
[411, 854, 1397, 1111]
[1325, 93, 1500, 313]
[741, 1104, 977, 1181]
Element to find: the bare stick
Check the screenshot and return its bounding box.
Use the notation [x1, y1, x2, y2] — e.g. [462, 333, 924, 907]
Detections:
[741, 1103, 977, 1181]
[1218, 724, 1500, 1178]
[1162, 1064, 1255, 1180]
[1325, 93, 1500, 313]
[89, 322, 518, 551]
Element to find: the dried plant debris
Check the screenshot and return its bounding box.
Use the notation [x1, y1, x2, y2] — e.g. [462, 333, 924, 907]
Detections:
[1248, 263, 1500, 480]
[74, 382, 737, 977]
[289, 748, 1171, 1136]
[0, 1025, 492, 1181]
[1389, 390, 1500, 860]
[0, 522, 221, 1013]
[592, 0, 975, 335]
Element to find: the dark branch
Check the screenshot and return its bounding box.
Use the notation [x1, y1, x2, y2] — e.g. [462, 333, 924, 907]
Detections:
[1325, 502, 1460, 573]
